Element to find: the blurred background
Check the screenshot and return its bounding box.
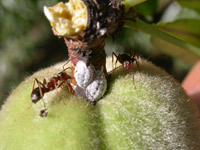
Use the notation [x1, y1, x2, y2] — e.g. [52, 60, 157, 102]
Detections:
[0, 0, 200, 106]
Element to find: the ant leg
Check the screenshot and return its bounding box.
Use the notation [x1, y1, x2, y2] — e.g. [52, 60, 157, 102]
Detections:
[32, 79, 36, 92]
[57, 81, 65, 90]
[65, 82, 75, 94]
[66, 82, 75, 94]
[62, 59, 71, 70]
[35, 78, 47, 110]
[127, 64, 136, 89]
[55, 84, 59, 93]
[32, 78, 45, 94]
[53, 81, 60, 94]
[107, 52, 123, 75]
[115, 58, 118, 70]
[135, 58, 140, 72]
[41, 79, 49, 107]
[32, 78, 48, 117]
[129, 47, 141, 77]
[33, 78, 45, 98]
[131, 69, 136, 89]
[129, 46, 135, 57]
[58, 81, 74, 94]
[57, 82, 66, 103]
[42, 78, 47, 85]
[135, 54, 141, 78]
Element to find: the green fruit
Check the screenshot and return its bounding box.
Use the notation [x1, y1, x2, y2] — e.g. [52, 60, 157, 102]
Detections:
[0, 58, 200, 150]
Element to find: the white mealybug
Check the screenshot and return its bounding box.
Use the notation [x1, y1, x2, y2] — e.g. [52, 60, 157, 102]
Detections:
[86, 69, 107, 101]
[74, 61, 94, 88]
[72, 61, 107, 101]
[71, 84, 87, 99]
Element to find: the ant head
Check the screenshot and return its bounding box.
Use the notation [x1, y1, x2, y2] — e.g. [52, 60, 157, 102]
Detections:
[58, 72, 71, 80]
[123, 61, 132, 70]
[57, 72, 64, 78]
[31, 87, 42, 103]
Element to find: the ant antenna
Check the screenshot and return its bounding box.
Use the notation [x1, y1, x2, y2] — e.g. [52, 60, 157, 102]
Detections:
[62, 59, 71, 70]
[62, 67, 72, 72]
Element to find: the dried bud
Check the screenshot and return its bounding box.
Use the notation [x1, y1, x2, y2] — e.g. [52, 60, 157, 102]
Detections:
[44, 1, 87, 36]
[44, 0, 124, 42]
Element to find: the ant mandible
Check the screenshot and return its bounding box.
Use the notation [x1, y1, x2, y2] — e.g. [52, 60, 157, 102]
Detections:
[112, 46, 140, 88]
[31, 68, 74, 116]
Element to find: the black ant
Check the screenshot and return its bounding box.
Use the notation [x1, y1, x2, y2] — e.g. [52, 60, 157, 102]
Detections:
[31, 68, 74, 117]
[112, 46, 140, 88]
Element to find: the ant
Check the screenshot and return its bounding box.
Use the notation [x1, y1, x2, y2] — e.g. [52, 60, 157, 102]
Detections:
[112, 46, 140, 88]
[31, 68, 74, 117]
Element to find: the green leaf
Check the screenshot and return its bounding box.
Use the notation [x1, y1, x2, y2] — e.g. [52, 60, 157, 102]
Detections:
[151, 37, 200, 65]
[176, 0, 200, 14]
[124, 19, 200, 64]
[135, 0, 157, 17]
[157, 19, 200, 48]
[121, 0, 146, 11]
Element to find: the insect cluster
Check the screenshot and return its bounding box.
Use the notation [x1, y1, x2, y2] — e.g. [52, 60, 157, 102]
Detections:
[73, 61, 107, 101]
[31, 0, 139, 116]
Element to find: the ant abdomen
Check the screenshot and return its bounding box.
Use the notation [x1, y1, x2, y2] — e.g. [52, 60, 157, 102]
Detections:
[31, 87, 42, 104]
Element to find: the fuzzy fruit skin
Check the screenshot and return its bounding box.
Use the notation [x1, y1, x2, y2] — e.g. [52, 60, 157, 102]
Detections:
[0, 58, 200, 150]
